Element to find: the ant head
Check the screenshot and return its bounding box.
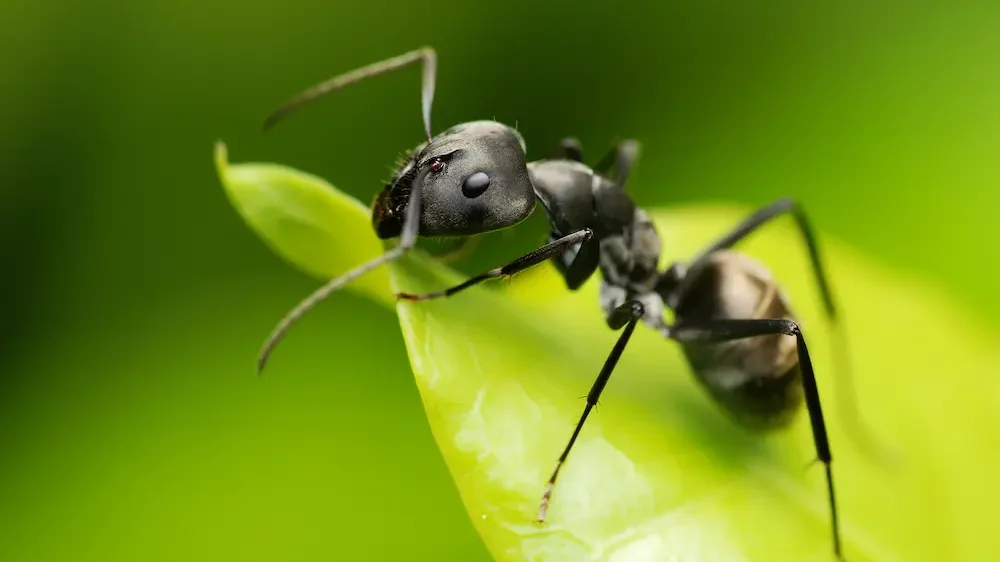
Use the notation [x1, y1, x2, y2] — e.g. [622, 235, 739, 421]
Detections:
[409, 121, 536, 237]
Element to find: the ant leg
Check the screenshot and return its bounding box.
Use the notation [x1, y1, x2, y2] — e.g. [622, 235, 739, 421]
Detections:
[593, 139, 641, 188]
[684, 198, 835, 317]
[264, 47, 437, 141]
[538, 299, 645, 522]
[678, 198, 888, 463]
[550, 233, 600, 291]
[556, 137, 584, 162]
[669, 318, 843, 561]
[395, 228, 594, 302]
[256, 154, 430, 374]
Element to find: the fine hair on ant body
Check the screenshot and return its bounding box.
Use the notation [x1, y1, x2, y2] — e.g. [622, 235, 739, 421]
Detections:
[258, 46, 850, 560]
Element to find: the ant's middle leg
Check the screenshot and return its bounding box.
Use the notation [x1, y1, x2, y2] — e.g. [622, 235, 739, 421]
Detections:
[537, 299, 645, 522]
[556, 137, 585, 162]
[593, 139, 641, 189]
[553, 138, 642, 189]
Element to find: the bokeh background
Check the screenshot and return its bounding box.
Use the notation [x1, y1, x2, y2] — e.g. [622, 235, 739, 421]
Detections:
[2, 1, 998, 560]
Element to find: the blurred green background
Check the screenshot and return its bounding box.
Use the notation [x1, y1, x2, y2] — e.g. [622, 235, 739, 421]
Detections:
[2, 0, 998, 560]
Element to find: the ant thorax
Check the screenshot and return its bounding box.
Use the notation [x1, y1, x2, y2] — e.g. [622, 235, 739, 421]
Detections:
[528, 157, 669, 331]
[596, 207, 662, 294]
[595, 205, 670, 333]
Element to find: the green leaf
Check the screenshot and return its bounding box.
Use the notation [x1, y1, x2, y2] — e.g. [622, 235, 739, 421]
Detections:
[215, 142, 1000, 561]
[214, 141, 391, 305]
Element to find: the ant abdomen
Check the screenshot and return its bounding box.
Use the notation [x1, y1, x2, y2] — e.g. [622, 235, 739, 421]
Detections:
[673, 251, 805, 429]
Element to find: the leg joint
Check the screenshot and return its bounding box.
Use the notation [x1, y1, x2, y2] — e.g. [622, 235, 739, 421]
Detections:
[605, 297, 645, 330]
[628, 299, 645, 318]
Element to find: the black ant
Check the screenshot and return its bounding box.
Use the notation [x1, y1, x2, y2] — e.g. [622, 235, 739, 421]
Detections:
[259, 47, 847, 560]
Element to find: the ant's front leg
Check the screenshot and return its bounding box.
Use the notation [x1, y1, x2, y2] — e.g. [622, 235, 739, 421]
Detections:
[550, 232, 600, 291]
[395, 228, 593, 302]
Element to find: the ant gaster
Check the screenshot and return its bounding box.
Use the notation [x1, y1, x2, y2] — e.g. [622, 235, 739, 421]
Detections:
[259, 47, 846, 560]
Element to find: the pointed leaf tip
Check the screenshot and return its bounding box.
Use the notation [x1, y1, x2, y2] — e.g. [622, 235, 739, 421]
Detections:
[213, 140, 228, 177]
[213, 141, 393, 307]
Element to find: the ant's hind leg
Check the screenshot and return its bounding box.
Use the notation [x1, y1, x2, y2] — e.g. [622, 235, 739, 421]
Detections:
[685, 198, 835, 318]
[669, 317, 843, 561]
[677, 198, 890, 464]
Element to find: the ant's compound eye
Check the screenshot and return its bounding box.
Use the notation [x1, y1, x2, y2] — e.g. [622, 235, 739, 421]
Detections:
[429, 159, 445, 174]
[462, 171, 491, 198]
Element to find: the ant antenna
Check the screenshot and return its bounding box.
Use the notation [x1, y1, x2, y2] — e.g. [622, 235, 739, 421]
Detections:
[256, 48, 441, 373]
[256, 170, 423, 374]
[263, 47, 437, 142]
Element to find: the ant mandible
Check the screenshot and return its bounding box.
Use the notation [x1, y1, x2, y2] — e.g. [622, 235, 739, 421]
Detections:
[258, 46, 846, 560]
